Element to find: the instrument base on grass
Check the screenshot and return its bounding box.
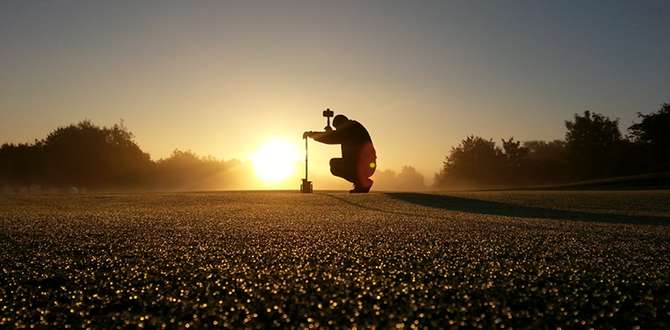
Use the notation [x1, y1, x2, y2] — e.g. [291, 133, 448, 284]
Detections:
[300, 179, 313, 194]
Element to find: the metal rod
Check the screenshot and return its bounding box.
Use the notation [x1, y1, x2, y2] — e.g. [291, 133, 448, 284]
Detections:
[305, 137, 308, 181]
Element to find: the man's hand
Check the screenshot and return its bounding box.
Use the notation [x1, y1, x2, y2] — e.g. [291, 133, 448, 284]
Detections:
[303, 131, 314, 139]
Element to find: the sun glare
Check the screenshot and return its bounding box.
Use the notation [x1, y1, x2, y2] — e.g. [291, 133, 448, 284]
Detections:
[251, 139, 300, 184]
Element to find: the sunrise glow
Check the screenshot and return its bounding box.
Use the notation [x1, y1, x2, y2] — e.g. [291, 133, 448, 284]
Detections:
[2, 2, 667, 190]
[251, 139, 301, 184]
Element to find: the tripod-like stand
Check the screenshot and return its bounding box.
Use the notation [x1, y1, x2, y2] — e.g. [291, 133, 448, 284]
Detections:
[300, 109, 334, 193]
[300, 136, 313, 193]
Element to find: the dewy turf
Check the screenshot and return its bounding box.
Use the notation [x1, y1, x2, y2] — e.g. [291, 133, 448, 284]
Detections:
[1, 191, 669, 329]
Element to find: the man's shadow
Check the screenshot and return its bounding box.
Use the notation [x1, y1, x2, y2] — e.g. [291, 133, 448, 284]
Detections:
[386, 193, 669, 226]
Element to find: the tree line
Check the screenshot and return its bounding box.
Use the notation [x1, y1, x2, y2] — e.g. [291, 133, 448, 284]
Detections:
[373, 166, 428, 191]
[1, 119, 428, 193]
[0, 120, 255, 193]
[3, 103, 668, 193]
[434, 103, 670, 190]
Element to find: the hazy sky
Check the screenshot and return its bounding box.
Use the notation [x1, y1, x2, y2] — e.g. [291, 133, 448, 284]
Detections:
[2, 1, 669, 187]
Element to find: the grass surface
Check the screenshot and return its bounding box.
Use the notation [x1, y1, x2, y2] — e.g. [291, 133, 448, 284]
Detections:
[1, 191, 669, 329]
[526, 172, 670, 191]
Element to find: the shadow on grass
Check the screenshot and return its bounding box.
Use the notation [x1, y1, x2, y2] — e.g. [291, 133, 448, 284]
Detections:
[387, 193, 669, 226]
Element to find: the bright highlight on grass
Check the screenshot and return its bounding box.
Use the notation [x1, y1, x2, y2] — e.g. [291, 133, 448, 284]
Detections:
[251, 139, 300, 183]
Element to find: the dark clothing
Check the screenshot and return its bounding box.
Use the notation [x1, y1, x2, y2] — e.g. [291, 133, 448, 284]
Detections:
[312, 120, 376, 188]
[329, 153, 375, 189]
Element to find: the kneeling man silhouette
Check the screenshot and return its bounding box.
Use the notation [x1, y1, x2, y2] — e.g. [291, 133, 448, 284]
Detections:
[304, 114, 377, 193]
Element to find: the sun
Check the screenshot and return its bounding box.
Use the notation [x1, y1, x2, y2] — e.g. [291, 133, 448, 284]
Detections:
[251, 139, 300, 184]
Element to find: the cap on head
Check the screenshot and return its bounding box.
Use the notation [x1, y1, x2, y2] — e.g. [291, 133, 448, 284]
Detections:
[333, 115, 349, 128]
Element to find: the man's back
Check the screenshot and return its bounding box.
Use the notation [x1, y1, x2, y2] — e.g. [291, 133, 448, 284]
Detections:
[313, 120, 373, 160]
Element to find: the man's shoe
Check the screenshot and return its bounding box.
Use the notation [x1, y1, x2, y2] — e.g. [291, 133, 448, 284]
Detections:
[349, 180, 372, 193]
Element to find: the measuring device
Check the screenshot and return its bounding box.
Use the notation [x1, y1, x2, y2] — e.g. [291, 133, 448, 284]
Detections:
[300, 108, 334, 193]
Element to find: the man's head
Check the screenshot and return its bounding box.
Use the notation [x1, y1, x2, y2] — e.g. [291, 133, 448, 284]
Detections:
[333, 115, 349, 129]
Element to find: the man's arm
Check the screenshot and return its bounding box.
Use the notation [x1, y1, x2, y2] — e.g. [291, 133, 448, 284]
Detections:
[303, 129, 343, 144]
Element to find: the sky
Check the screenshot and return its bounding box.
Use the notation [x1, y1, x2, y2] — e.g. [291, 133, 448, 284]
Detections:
[2, 1, 669, 189]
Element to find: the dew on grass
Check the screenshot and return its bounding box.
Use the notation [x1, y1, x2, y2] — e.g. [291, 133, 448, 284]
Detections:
[0, 191, 668, 328]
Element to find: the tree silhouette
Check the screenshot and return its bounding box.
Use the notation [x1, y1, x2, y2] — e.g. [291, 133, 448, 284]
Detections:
[101, 122, 154, 190]
[156, 150, 208, 190]
[396, 166, 427, 191]
[0, 143, 43, 193]
[628, 103, 670, 172]
[498, 137, 529, 184]
[153, 150, 256, 191]
[434, 136, 503, 189]
[564, 111, 624, 181]
[373, 166, 427, 191]
[0, 119, 260, 193]
[524, 140, 565, 161]
[39, 120, 152, 191]
[41, 121, 106, 190]
[501, 138, 528, 168]
[522, 140, 567, 184]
